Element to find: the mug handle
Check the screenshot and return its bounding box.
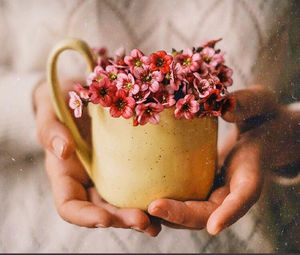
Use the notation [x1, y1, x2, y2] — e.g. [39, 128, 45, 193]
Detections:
[46, 38, 95, 179]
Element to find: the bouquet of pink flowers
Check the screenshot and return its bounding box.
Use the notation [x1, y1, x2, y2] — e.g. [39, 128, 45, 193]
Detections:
[69, 38, 235, 126]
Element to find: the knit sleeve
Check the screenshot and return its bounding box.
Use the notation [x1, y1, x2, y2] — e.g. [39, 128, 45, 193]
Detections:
[0, 69, 45, 160]
[0, 2, 45, 160]
[0, 0, 85, 161]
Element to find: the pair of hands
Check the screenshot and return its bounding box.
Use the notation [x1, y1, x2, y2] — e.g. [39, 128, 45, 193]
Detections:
[34, 80, 299, 237]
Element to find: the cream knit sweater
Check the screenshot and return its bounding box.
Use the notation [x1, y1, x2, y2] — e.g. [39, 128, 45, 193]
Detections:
[0, 0, 299, 252]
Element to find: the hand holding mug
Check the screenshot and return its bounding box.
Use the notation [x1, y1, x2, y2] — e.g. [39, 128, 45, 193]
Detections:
[34, 80, 162, 236]
[148, 85, 300, 234]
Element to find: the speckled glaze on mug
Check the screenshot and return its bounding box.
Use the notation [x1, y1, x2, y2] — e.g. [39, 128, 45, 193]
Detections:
[47, 38, 218, 211]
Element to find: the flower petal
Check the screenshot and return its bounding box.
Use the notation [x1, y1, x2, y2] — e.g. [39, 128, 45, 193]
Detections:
[150, 81, 160, 93]
[190, 101, 200, 113]
[74, 106, 82, 118]
[110, 106, 122, 118]
[122, 106, 133, 119]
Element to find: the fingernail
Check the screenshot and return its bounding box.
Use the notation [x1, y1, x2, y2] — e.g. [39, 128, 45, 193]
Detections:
[131, 227, 143, 232]
[95, 223, 105, 228]
[52, 137, 66, 159]
[208, 224, 222, 235]
[211, 227, 221, 235]
[152, 207, 169, 218]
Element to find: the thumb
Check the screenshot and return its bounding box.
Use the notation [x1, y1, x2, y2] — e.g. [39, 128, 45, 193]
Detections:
[35, 84, 75, 159]
[222, 85, 279, 126]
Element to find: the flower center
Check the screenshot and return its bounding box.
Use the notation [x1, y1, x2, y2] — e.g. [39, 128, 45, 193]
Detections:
[218, 73, 226, 82]
[99, 87, 107, 96]
[216, 83, 222, 90]
[155, 58, 164, 67]
[133, 93, 142, 101]
[95, 76, 103, 82]
[75, 100, 81, 107]
[143, 74, 152, 82]
[207, 93, 217, 104]
[125, 82, 133, 90]
[182, 103, 190, 111]
[162, 95, 167, 103]
[183, 57, 192, 67]
[145, 107, 152, 114]
[202, 55, 211, 64]
[135, 59, 143, 67]
[109, 73, 117, 80]
[116, 99, 126, 109]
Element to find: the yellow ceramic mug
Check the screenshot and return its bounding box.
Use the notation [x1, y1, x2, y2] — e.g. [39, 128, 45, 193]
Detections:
[47, 38, 218, 211]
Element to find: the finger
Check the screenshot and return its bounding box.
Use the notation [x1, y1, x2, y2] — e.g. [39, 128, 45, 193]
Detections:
[88, 188, 151, 232]
[148, 186, 229, 229]
[45, 152, 110, 227]
[144, 217, 162, 237]
[207, 142, 262, 235]
[58, 200, 112, 228]
[222, 85, 279, 125]
[35, 85, 75, 159]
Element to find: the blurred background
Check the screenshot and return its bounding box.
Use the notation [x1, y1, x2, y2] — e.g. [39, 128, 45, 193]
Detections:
[0, 0, 299, 253]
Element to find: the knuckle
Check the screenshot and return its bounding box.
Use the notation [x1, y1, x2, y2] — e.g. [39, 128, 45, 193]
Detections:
[131, 209, 149, 229]
[37, 123, 52, 147]
[174, 208, 186, 225]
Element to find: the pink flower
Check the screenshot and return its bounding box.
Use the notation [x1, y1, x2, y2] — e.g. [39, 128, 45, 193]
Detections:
[135, 102, 164, 125]
[124, 49, 149, 72]
[200, 47, 224, 70]
[167, 63, 183, 93]
[115, 46, 125, 58]
[153, 91, 176, 108]
[110, 90, 135, 119]
[216, 66, 233, 87]
[202, 88, 225, 116]
[93, 47, 107, 56]
[193, 73, 210, 98]
[116, 73, 139, 95]
[97, 56, 110, 68]
[132, 89, 151, 104]
[149, 51, 173, 74]
[200, 47, 215, 64]
[105, 65, 119, 82]
[87, 66, 108, 85]
[174, 94, 199, 119]
[210, 52, 224, 69]
[93, 47, 110, 67]
[73, 82, 90, 100]
[134, 67, 163, 93]
[196, 62, 209, 77]
[69, 91, 83, 118]
[174, 48, 201, 73]
[219, 96, 236, 114]
[111, 46, 127, 68]
[207, 73, 221, 84]
[89, 78, 116, 107]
